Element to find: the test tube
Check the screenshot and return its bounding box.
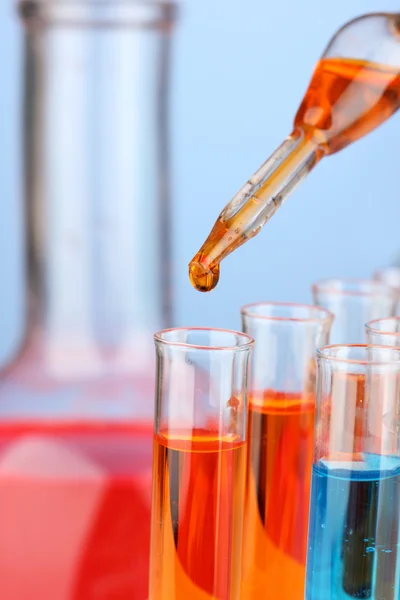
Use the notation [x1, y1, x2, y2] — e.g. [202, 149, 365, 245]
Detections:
[374, 267, 400, 314]
[240, 303, 333, 600]
[149, 327, 254, 600]
[374, 266, 400, 291]
[366, 317, 400, 346]
[312, 278, 398, 344]
[306, 344, 400, 600]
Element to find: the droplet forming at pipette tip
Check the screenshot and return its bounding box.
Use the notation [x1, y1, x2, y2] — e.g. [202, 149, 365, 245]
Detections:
[189, 258, 220, 293]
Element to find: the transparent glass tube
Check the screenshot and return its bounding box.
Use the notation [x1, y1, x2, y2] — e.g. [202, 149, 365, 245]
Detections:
[149, 327, 254, 600]
[374, 266, 400, 314]
[312, 278, 398, 344]
[374, 266, 400, 290]
[188, 131, 322, 292]
[366, 316, 400, 346]
[306, 344, 400, 600]
[240, 303, 333, 600]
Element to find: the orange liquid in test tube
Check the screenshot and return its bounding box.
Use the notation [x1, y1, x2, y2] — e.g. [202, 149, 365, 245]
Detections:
[149, 429, 247, 600]
[241, 391, 315, 600]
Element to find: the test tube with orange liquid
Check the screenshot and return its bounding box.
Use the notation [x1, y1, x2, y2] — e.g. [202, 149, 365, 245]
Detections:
[148, 327, 253, 600]
[240, 303, 333, 600]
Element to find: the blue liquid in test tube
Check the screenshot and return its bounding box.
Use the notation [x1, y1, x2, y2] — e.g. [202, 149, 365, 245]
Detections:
[306, 453, 400, 600]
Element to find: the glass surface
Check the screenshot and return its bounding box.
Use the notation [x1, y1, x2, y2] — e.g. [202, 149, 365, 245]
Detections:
[306, 344, 400, 600]
[374, 266, 400, 314]
[366, 316, 400, 346]
[0, 2, 176, 598]
[148, 327, 253, 600]
[312, 278, 398, 344]
[374, 266, 400, 290]
[240, 303, 333, 600]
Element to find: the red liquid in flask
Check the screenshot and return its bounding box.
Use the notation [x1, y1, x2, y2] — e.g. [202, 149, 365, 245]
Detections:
[0, 421, 153, 600]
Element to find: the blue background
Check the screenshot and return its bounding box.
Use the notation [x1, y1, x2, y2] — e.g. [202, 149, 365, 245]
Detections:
[1, 1, 399, 362]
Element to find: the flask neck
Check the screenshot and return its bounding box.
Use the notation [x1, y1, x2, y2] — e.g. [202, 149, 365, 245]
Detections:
[22, 7, 173, 361]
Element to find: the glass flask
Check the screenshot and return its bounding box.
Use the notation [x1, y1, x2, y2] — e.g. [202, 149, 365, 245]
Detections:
[306, 344, 400, 600]
[148, 327, 254, 600]
[189, 12, 400, 293]
[0, 2, 176, 599]
[312, 278, 398, 344]
[240, 302, 333, 600]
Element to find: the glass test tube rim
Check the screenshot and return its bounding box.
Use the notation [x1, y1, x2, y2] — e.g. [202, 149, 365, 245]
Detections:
[312, 277, 399, 300]
[241, 301, 334, 326]
[154, 326, 254, 352]
[366, 317, 400, 338]
[317, 343, 400, 367]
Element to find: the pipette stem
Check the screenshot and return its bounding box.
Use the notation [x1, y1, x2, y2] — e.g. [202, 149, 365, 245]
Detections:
[191, 128, 324, 273]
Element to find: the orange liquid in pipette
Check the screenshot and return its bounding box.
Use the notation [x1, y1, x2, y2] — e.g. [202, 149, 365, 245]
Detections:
[295, 57, 400, 153]
[189, 57, 400, 293]
[241, 391, 315, 600]
[149, 429, 246, 600]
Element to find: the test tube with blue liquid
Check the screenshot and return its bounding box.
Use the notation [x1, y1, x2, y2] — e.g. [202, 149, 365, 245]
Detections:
[306, 344, 400, 600]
